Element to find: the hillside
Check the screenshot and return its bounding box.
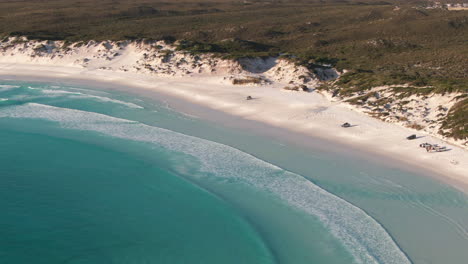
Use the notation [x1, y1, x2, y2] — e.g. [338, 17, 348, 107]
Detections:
[0, 0, 466, 141]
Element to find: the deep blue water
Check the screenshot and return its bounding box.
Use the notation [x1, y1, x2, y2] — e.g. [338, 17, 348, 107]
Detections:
[0, 81, 467, 264]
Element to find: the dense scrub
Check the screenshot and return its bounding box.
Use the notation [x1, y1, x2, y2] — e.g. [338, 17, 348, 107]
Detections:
[0, 0, 466, 78]
[0, 0, 467, 139]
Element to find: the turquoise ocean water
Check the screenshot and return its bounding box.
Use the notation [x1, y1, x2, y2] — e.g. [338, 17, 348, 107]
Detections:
[0, 81, 467, 264]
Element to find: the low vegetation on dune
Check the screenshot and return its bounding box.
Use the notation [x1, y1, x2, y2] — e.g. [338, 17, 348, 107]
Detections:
[0, 0, 466, 140]
[441, 97, 468, 140]
[176, 39, 277, 59]
[232, 76, 267, 85]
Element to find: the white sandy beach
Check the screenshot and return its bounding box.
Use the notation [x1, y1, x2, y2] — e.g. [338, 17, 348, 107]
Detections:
[1, 63, 467, 192]
[0, 39, 466, 192]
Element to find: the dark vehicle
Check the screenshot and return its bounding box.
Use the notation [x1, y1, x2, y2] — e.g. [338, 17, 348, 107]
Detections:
[407, 134, 417, 140]
[341, 122, 351, 128]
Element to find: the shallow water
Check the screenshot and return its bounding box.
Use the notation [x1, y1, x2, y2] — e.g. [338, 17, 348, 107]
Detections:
[0, 81, 467, 264]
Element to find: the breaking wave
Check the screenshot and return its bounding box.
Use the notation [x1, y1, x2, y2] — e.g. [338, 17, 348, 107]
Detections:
[0, 84, 20, 92]
[0, 103, 411, 264]
[28, 87, 144, 109]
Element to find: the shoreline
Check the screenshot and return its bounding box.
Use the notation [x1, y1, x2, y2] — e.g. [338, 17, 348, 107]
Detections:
[0, 63, 467, 193]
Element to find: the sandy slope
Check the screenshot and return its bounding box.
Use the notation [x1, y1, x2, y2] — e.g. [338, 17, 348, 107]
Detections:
[0, 38, 466, 192]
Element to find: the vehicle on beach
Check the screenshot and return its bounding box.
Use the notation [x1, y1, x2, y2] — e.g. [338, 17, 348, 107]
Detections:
[341, 122, 351, 128]
[407, 134, 417, 140]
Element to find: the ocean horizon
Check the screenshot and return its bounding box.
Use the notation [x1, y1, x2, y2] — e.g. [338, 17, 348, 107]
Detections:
[1, 80, 467, 264]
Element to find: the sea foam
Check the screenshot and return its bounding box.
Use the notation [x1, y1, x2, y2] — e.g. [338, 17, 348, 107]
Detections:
[0, 85, 20, 92]
[28, 87, 144, 109]
[0, 103, 412, 264]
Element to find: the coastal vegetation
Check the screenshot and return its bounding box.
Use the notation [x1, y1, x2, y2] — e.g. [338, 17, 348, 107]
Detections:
[1, 0, 466, 87]
[232, 76, 266, 85]
[0, 0, 466, 140]
[441, 97, 468, 139]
